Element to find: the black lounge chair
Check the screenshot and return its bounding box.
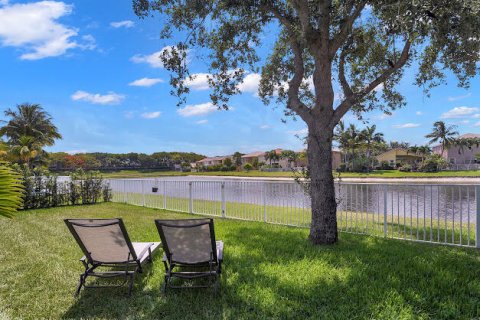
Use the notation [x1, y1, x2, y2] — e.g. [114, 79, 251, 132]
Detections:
[154, 218, 223, 292]
[65, 218, 160, 296]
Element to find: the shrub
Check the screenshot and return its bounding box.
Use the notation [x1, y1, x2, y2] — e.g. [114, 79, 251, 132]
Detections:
[14, 165, 111, 209]
[378, 161, 394, 170]
[398, 164, 412, 172]
[243, 163, 253, 171]
[419, 154, 448, 172]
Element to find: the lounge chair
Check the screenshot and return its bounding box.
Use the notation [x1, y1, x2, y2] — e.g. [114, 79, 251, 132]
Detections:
[64, 218, 160, 296]
[154, 218, 223, 292]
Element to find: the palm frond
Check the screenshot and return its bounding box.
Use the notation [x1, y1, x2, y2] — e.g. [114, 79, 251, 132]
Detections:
[0, 165, 24, 218]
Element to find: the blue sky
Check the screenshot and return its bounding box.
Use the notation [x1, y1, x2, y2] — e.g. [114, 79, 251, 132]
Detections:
[0, 0, 479, 156]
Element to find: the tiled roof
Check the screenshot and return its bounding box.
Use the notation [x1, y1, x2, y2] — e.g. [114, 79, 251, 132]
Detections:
[458, 133, 480, 139]
[241, 151, 265, 158]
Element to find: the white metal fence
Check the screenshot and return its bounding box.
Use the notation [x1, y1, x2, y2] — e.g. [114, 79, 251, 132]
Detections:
[108, 179, 480, 248]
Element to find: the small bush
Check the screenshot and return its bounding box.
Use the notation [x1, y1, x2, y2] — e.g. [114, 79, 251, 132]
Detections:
[378, 161, 394, 170]
[419, 154, 448, 172]
[243, 163, 253, 171]
[398, 164, 412, 172]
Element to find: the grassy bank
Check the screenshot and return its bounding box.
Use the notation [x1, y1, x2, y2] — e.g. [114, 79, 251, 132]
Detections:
[99, 169, 480, 179]
[119, 192, 475, 246]
[1, 203, 480, 319]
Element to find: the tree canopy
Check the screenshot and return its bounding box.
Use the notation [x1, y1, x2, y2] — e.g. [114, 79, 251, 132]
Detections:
[134, 0, 480, 244]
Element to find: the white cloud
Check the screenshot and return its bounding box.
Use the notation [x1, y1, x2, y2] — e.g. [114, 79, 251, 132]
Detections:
[0, 1, 94, 60]
[448, 93, 471, 102]
[177, 102, 217, 117]
[196, 119, 208, 124]
[260, 125, 270, 129]
[185, 73, 211, 90]
[0, 0, 9, 6]
[474, 121, 480, 127]
[110, 20, 134, 28]
[124, 111, 134, 119]
[288, 128, 308, 135]
[238, 73, 261, 94]
[71, 90, 125, 105]
[441, 106, 479, 119]
[393, 123, 421, 129]
[456, 120, 470, 125]
[416, 111, 423, 116]
[141, 111, 161, 119]
[374, 113, 393, 120]
[131, 46, 188, 68]
[129, 77, 164, 87]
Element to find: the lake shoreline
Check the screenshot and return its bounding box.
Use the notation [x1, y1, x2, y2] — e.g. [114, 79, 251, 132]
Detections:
[110, 174, 480, 184]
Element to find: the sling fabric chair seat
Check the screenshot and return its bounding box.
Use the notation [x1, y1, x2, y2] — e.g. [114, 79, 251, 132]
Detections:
[65, 218, 160, 296]
[155, 218, 223, 292]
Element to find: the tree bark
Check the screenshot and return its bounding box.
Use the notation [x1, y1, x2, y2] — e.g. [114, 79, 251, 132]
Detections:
[307, 126, 338, 245]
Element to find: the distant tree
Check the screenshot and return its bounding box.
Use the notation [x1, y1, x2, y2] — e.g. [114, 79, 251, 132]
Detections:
[232, 152, 244, 167]
[265, 150, 280, 165]
[425, 121, 458, 154]
[389, 141, 410, 150]
[280, 150, 298, 167]
[9, 136, 42, 168]
[0, 104, 61, 146]
[223, 157, 233, 167]
[135, 0, 480, 245]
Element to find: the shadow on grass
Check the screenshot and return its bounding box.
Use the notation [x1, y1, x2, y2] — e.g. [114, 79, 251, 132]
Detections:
[62, 221, 480, 319]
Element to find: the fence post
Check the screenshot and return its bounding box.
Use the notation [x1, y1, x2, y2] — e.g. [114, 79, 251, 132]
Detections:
[221, 182, 226, 218]
[263, 182, 267, 222]
[189, 182, 193, 214]
[141, 180, 145, 207]
[383, 185, 387, 237]
[163, 180, 167, 209]
[123, 180, 127, 203]
[476, 186, 480, 248]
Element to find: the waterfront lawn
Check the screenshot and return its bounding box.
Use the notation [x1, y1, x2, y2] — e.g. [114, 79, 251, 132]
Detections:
[1, 203, 480, 319]
[100, 169, 480, 179]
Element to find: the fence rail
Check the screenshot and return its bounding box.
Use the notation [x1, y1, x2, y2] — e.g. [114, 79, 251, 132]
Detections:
[108, 179, 479, 248]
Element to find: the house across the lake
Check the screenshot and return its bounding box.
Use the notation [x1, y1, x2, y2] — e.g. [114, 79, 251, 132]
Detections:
[432, 133, 480, 169]
[196, 156, 231, 168]
[197, 149, 342, 170]
[376, 148, 423, 167]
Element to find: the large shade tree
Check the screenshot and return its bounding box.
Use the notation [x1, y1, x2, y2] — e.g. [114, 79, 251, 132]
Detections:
[134, 0, 480, 244]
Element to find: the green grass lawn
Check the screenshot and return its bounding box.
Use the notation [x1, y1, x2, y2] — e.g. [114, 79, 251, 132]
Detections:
[100, 169, 480, 179]
[1, 203, 480, 319]
[119, 192, 475, 246]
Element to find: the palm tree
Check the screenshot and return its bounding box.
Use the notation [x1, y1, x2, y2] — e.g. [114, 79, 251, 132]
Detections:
[280, 150, 298, 168]
[425, 121, 458, 154]
[265, 150, 280, 165]
[0, 164, 24, 218]
[9, 136, 42, 167]
[0, 103, 62, 146]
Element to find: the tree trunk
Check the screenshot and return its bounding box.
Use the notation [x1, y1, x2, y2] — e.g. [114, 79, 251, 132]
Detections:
[307, 127, 338, 245]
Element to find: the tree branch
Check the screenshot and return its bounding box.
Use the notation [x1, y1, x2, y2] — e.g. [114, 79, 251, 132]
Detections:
[338, 45, 353, 100]
[286, 39, 311, 122]
[332, 38, 412, 124]
[330, 0, 367, 57]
